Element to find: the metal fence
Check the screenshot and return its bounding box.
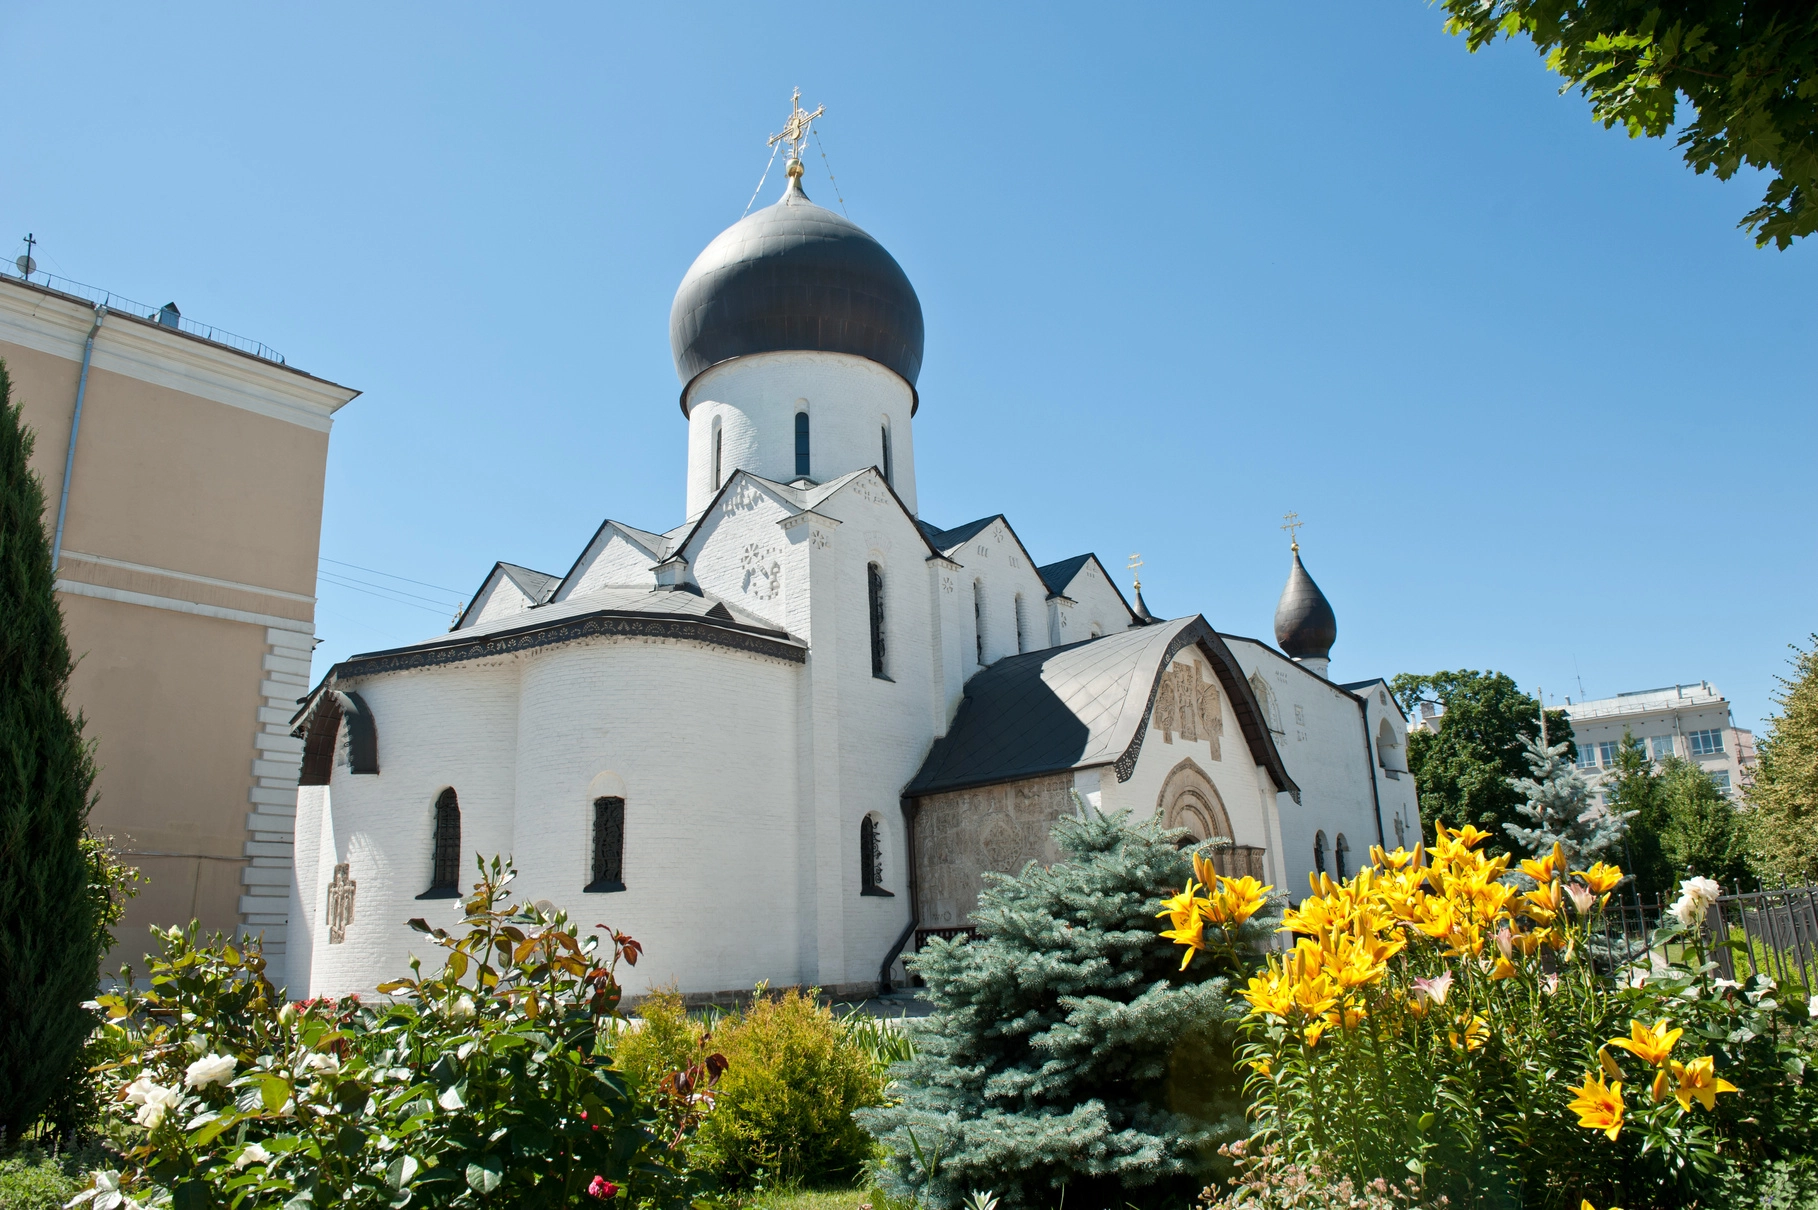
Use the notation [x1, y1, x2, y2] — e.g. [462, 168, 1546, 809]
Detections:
[4, 264, 289, 365]
[1596, 881, 1818, 991]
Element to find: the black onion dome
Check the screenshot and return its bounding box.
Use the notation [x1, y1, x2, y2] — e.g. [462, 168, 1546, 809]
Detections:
[1273, 547, 1337, 660]
[670, 170, 924, 410]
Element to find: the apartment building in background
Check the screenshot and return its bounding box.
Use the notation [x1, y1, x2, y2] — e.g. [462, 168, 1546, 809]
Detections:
[0, 268, 356, 981]
[1561, 682, 1756, 801]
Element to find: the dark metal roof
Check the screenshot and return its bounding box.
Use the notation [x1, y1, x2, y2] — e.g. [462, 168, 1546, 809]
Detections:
[670, 172, 924, 405]
[1036, 554, 1093, 597]
[499, 563, 560, 604]
[906, 616, 1298, 800]
[918, 515, 999, 553]
[1273, 547, 1336, 660]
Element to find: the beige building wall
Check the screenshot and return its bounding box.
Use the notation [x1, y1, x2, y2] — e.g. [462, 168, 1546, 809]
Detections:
[0, 277, 357, 980]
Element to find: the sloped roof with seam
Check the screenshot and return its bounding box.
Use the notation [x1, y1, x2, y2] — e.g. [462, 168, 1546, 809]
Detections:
[906, 615, 1298, 800]
[499, 563, 560, 604]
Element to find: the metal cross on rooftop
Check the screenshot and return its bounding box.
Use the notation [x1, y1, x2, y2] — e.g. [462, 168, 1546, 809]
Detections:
[1128, 552, 1143, 590]
[768, 88, 825, 161]
[1281, 511, 1303, 551]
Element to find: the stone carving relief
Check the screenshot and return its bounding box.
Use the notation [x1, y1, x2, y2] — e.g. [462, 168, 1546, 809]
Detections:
[1156, 760, 1234, 844]
[326, 862, 357, 945]
[722, 480, 766, 516]
[810, 528, 831, 550]
[852, 477, 890, 506]
[1249, 672, 1285, 734]
[1152, 657, 1224, 758]
[740, 542, 782, 601]
[942, 576, 954, 594]
[914, 773, 1075, 927]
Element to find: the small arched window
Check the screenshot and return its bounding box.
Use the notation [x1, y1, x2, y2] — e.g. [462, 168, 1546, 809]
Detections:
[880, 419, 893, 487]
[1335, 833, 1351, 880]
[711, 419, 724, 491]
[868, 562, 888, 679]
[794, 410, 810, 479]
[1313, 829, 1328, 877]
[1377, 718, 1407, 773]
[973, 581, 986, 665]
[421, 788, 461, 898]
[860, 813, 892, 896]
[588, 797, 625, 893]
[1014, 593, 1027, 654]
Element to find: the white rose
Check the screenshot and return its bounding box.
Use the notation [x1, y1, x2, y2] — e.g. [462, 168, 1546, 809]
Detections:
[1682, 876, 1722, 908]
[132, 1084, 180, 1129]
[184, 1054, 236, 1089]
[231, 1143, 272, 1171]
[122, 1076, 158, 1106]
[1808, 995, 1818, 1019]
[304, 1052, 341, 1074]
[1670, 893, 1704, 928]
[452, 995, 476, 1019]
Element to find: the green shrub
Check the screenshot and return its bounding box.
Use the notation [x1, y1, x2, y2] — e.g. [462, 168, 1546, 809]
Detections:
[0, 1145, 98, 1210]
[67, 857, 706, 1209]
[692, 988, 884, 1190]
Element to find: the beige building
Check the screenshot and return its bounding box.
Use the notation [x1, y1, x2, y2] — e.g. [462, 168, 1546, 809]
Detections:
[0, 272, 356, 978]
[1561, 682, 1756, 801]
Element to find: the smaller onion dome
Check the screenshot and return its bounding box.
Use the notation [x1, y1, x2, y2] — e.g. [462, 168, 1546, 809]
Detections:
[1273, 543, 1336, 661]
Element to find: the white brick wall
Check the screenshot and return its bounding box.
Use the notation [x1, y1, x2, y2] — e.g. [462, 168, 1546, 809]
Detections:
[241, 624, 316, 987]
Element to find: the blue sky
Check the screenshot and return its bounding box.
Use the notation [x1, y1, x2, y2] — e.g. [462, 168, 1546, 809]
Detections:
[4, 4, 1812, 735]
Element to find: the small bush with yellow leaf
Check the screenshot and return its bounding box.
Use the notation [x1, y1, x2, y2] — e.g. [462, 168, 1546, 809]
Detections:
[618, 986, 886, 1191]
[1164, 824, 1818, 1210]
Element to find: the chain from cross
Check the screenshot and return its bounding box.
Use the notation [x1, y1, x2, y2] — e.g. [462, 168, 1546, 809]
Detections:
[768, 88, 825, 160]
[1281, 511, 1303, 549]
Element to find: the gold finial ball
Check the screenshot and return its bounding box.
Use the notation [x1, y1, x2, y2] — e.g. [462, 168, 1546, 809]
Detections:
[786, 157, 805, 178]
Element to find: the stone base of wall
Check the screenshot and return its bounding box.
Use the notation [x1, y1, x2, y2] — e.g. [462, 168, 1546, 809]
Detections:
[913, 772, 1079, 929]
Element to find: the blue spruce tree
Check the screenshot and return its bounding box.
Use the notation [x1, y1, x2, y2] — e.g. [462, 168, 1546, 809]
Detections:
[1504, 734, 1632, 868]
[857, 807, 1273, 1209]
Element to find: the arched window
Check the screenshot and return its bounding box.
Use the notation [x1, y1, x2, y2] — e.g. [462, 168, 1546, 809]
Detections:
[867, 562, 888, 678]
[1335, 833, 1350, 880]
[421, 788, 461, 898]
[711, 419, 724, 491]
[880, 419, 893, 486]
[860, 812, 892, 896]
[588, 797, 625, 893]
[1313, 829, 1328, 877]
[1377, 717, 1407, 773]
[794, 410, 810, 479]
[1014, 593, 1027, 654]
[973, 581, 986, 665]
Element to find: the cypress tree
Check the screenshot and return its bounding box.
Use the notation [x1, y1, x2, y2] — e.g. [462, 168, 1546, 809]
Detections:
[857, 808, 1267, 1210]
[0, 358, 102, 1136]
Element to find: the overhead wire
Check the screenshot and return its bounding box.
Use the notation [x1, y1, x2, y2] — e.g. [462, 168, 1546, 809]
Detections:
[743, 142, 782, 218]
[318, 556, 462, 595]
[812, 124, 849, 218]
[316, 572, 457, 616]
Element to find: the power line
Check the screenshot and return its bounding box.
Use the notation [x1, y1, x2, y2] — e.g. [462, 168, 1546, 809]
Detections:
[316, 572, 456, 616]
[316, 569, 459, 609]
[318, 556, 462, 595]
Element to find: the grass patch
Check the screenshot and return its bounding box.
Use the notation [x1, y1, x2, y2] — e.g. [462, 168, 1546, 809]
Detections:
[0, 1142, 111, 1210]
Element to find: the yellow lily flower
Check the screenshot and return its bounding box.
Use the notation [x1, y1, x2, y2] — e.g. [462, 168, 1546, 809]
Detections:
[1240, 972, 1294, 1019]
[1608, 1019, 1682, 1067]
[1669, 1056, 1739, 1112]
[1577, 862, 1625, 895]
[1567, 1071, 1625, 1140]
[1488, 956, 1516, 981]
[1519, 843, 1565, 885]
[1448, 1014, 1489, 1052]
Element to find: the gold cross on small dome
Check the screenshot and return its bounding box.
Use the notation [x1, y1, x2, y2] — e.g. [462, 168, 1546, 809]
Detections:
[768, 88, 825, 163]
[1128, 552, 1143, 591]
[1281, 511, 1303, 551]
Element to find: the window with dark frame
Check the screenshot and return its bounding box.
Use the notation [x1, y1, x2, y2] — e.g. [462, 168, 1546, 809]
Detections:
[973, 581, 985, 665]
[712, 424, 723, 491]
[1313, 829, 1327, 877]
[1335, 833, 1350, 880]
[794, 411, 810, 478]
[881, 423, 893, 486]
[422, 788, 461, 898]
[1014, 594, 1027, 654]
[588, 796, 625, 892]
[860, 814, 892, 896]
[867, 562, 887, 678]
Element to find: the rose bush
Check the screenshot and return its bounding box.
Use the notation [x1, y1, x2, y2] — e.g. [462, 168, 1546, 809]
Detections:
[1164, 824, 1818, 1209]
[68, 857, 715, 1210]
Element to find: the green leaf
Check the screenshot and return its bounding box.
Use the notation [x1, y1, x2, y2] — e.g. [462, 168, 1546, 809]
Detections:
[260, 1075, 290, 1113]
[438, 1083, 466, 1110]
[385, 1156, 420, 1189]
[465, 1156, 503, 1194]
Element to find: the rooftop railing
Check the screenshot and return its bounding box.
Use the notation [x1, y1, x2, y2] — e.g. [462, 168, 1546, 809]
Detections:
[3, 264, 287, 365]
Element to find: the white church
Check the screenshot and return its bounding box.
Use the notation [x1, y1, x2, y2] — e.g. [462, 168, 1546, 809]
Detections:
[285, 123, 1421, 1000]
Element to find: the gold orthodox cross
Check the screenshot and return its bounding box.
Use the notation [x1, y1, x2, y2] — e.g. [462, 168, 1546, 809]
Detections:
[1128, 552, 1143, 590]
[768, 88, 825, 160]
[1281, 511, 1303, 550]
